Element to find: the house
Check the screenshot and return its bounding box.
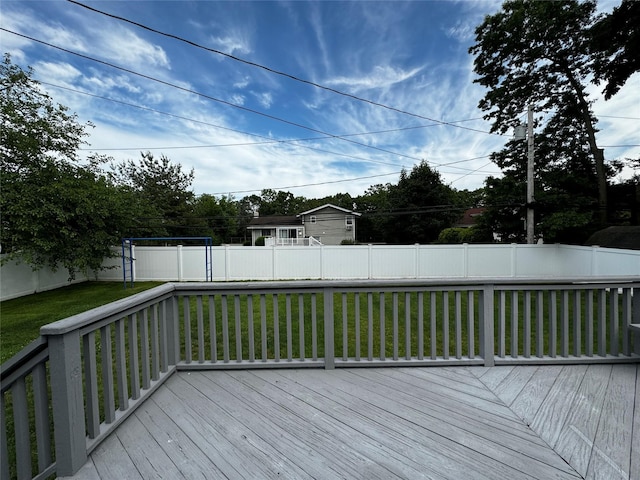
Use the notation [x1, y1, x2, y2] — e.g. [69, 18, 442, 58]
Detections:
[455, 207, 486, 228]
[247, 204, 361, 246]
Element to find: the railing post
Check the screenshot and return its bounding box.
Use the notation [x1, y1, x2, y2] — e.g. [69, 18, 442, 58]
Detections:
[633, 287, 640, 355]
[323, 287, 335, 369]
[47, 330, 87, 476]
[164, 295, 180, 366]
[480, 284, 495, 367]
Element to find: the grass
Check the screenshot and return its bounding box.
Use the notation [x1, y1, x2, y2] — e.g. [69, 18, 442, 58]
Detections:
[0, 281, 162, 364]
[177, 291, 481, 362]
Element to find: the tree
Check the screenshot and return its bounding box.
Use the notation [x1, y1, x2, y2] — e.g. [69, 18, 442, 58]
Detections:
[590, 0, 640, 100]
[250, 189, 306, 216]
[190, 194, 240, 244]
[479, 102, 622, 243]
[111, 152, 195, 237]
[2, 159, 135, 277]
[384, 161, 460, 244]
[469, 0, 609, 225]
[354, 183, 394, 243]
[1, 54, 89, 174]
[1, 55, 132, 278]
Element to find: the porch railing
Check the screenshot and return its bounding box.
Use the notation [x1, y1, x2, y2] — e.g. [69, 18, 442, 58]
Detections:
[2, 278, 639, 479]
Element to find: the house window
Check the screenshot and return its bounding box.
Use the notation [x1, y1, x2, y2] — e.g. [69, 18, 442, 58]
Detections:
[279, 228, 297, 239]
[261, 229, 273, 237]
[310, 216, 316, 224]
[345, 216, 354, 230]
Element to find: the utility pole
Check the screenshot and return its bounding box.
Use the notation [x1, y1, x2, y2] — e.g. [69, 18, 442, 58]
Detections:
[526, 105, 534, 244]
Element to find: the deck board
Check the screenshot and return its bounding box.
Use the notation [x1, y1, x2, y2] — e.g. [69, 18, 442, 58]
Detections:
[553, 364, 612, 477]
[337, 370, 572, 478]
[492, 365, 539, 406]
[357, 368, 546, 445]
[509, 365, 564, 425]
[529, 365, 589, 446]
[61, 365, 640, 480]
[585, 364, 636, 480]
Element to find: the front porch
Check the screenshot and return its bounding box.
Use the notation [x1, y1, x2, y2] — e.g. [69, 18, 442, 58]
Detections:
[66, 364, 638, 480]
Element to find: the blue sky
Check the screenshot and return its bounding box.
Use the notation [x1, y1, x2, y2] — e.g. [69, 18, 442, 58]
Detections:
[2, 0, 638, 199]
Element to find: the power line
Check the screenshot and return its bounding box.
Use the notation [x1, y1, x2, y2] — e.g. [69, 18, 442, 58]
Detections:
[599, 115, 640, 120]
[40, 80, 496, 172]
[44, 81, 475, 150]
[208, 171, 403, 196]
[2, 28, 426, 165]
[67, 0, 500, 137]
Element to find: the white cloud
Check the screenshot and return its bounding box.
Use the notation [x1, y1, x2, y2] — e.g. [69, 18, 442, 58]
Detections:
[253, 92, 273, 109]
[209, 34, 251, 56]
[96, 27, 170, 69]
[446, 21, 476, 43]
[325, 65, 423, 92]
[230, 94, 245, 106]
[33, 61, 82, 82]
[233, 77, 250, 89]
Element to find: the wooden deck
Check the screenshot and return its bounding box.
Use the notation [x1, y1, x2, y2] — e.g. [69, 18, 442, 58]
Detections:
[62, 365, 639, 480]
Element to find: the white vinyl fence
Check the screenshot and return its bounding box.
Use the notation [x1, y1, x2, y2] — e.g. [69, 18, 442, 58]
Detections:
[98, 243, 640, 282]
[3, 244, 639, 301]
[0, 256, 88, 301]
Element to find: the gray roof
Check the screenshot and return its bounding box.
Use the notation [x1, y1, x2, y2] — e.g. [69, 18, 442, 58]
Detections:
[247, 215, 301, 228]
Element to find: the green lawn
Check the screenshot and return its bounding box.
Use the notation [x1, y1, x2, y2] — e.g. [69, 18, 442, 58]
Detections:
[0, 281, 162, 364]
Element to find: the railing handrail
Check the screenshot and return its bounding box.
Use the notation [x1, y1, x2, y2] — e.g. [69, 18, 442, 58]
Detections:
[39, 283, 176, 336]
[37, 277, 640, 336]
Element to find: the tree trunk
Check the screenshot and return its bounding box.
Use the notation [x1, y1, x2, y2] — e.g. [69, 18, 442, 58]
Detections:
[562, 66, 608, 226]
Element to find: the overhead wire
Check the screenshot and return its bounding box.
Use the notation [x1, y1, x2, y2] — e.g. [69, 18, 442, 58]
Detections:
[67, 0, 502, 137]
[2, 28, 429, 166]
[39, 80, 498, 173]
[207, 171, 403, 196]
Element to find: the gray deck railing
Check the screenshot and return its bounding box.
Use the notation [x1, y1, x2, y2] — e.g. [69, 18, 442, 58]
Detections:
[2, 278, 639, 479]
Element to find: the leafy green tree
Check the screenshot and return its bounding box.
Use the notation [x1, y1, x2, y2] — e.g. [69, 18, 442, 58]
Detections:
[590, 0, 640, 100]
[469, 0, 609, 225]
[2, 160, 134, 277]
[435, 226, 491, 244]
[0, 54, 89, 174]
[354, 182, 394, 243]
[252, 189, 306, 216]
[1, 54, 132, 278]
[609, 174, 640, 225]
[300, 192, 355, 212]
[190, 194, 240, 244]
[454, 188, 486, 209]
[111, 152, 195, 237]
[479, 102, 623, 243]
[385, 161, 460, 244]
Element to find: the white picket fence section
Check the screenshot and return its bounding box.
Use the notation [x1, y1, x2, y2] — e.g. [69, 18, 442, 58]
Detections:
[3, 243, 639, 301]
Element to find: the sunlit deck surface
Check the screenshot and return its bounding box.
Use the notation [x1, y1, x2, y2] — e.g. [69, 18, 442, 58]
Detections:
[63, 364, 639, 480]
